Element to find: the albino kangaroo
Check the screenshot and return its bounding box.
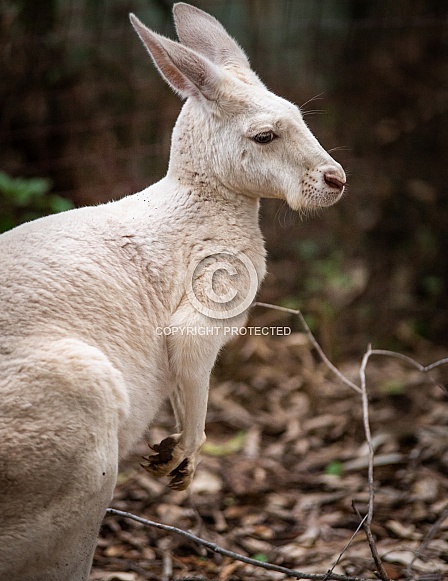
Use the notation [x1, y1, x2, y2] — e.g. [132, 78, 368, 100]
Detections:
[0, 3, 345, 580]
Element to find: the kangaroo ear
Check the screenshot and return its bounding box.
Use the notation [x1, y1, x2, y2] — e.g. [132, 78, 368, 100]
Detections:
[173, 2, 250, 71]
[130, 13, 224, 102]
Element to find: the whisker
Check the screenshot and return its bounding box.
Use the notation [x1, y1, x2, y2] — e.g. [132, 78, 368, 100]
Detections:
[275, 201, 297, 228]
[273, 201, 283, 224]
[327, 145, 351, 153]
[302, 109, 326, 117]
[300, 92, 325, 110]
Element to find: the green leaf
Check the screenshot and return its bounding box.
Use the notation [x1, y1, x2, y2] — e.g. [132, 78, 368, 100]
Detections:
[379, 380, 407, 395]
[202, 431, 247, 456]
[49, 195, 74, 213]
[252, 553, 268, 563]
[325, 460, 344, 477]
[0, 172, 51, 205]
[0, 172, 13, 193]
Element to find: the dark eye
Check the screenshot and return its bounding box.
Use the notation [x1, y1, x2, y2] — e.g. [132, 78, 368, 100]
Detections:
[253, 131, 276, 144]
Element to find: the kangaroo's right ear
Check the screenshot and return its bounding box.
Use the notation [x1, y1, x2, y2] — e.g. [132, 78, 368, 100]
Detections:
[173, 2, 251, 71]
[130, 13, 225, 102]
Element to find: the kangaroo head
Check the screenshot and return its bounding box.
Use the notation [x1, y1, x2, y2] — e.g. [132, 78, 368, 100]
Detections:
[130, 2, 346, 211]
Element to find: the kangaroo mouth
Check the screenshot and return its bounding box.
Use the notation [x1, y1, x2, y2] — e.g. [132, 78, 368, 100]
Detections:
[286, 184, 344, 212]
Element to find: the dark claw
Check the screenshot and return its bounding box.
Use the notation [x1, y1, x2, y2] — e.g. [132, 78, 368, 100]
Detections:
[140, 437, 193, 488]
[143, 436, 178, 466]
[168, 458, 190, 490]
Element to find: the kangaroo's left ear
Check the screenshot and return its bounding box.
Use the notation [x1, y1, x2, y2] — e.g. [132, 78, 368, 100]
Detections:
[173, 2, 251, 71]
[130, 13, 226, 103]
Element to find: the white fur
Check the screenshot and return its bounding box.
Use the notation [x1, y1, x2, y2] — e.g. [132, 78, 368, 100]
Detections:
[0, 3, 345, 579]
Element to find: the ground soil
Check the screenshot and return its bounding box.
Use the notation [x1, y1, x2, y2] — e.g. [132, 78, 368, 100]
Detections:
[91, 328, 448, 581]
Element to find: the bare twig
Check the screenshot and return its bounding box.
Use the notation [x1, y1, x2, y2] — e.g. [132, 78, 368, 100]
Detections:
[358, 347, 447, 579]
[253, 303, 448, 580]
[162, 550, 173, 581]
[105, 508, 373, 581]
[105, 303, 448, 579]
[253, 302, 362, 394]
[324, 512, 368, 580]
[368, 349, 448, 393]
[416, 503, 448, 557]
[254, 303, 448, 394]
[407, 503, 448, 578]
[359, 345, 375, 525]
[253, 303, 386, 577]
[352, 503, 389, 581]
[355, 346, 389, 580]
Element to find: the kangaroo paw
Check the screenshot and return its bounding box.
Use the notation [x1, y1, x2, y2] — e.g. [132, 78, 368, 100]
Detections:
[141, 435, 181, 478]
[141, 434, 202, 489]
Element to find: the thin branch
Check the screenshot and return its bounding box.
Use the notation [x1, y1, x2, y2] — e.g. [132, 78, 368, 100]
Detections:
[356, 346, 390, 580]
[368, 349, 448, 393]
[162, 550, 173, 581]
[424, 357, 448, 373]
[407, 503, 448, 578]
[253, 303, 448, 394]
[324, 512, 369, 580]
[352, 503, 389, 581]
[253, 302, 448, 572]
[253, 303, 388, 577]
[359, 346, 375, 525]
[416, 503, 448, 556]
[105, 303, 448, 580]
[105, 508, 374, 581]
[253, 302, 362, 394]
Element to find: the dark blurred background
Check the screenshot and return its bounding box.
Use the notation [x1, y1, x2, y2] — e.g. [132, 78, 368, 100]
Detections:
[1, 0, 447, 358]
